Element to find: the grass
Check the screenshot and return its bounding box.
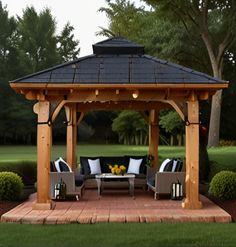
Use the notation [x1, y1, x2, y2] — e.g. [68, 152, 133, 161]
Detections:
[0, 144, 235, 168]
[208, 146, 236, 169]
[0, 222, 236, 247]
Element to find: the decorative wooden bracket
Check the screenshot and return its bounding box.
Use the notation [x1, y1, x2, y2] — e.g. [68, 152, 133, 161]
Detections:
[33, 100, 67, 126]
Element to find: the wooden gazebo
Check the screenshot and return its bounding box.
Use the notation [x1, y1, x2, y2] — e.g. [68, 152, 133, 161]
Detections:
[10, 37, 228, 210]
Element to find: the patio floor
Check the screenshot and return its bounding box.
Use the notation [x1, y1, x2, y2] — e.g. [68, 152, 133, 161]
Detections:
[1, 189, 231, 224]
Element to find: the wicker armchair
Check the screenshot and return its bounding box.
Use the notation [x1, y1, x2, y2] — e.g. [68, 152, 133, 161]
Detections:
[50, 172, 84, 200]
[147, 166, 185, 199]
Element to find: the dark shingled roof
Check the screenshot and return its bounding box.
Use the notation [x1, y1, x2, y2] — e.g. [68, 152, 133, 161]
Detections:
[11, 37, 227, 85]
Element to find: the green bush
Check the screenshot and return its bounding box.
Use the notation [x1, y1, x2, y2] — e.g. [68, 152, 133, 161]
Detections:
[209, 171, 236, 200]
[0, 172, 24, 201]
[219, 139, 236, 146]
[0, 161, 37, 185]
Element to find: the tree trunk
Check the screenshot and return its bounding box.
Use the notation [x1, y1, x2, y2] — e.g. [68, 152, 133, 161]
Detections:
[177, 134, 182, 146]
[135, 134, 139, 145]
[170, 135, 174, 146]
[207, 89, 222, 147]
[200, 27, 224, 147]
[144, 135, 148, 145]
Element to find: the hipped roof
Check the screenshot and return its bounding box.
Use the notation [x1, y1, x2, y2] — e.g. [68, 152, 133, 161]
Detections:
[10, 37, 228, 88]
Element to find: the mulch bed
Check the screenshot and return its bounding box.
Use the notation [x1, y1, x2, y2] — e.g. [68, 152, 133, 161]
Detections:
[0, 186, 36, 218]
[0, 201, 22, 216]
[1, 198, 236, 222]
[210, 198, 236, 222]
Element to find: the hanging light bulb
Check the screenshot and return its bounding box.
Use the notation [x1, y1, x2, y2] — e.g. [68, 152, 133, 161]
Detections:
[132, 90, 139, 99]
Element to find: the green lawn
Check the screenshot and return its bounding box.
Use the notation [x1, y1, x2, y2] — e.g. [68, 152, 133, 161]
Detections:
[208, 146, 236, 168]
[0, 144, 235, 168]
[0, 222, 236, 247]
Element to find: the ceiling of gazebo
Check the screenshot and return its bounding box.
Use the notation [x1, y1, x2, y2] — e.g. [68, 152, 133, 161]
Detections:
[10, 37, 228, 104]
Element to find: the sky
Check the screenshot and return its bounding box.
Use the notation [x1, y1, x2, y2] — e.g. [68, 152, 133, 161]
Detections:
[2, 0, 144, 57]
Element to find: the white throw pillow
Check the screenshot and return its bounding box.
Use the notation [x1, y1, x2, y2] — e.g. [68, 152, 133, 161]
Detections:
[88, 158, 101, 174]
[159, 158, 171, 172]
[127, 158, 142, 174]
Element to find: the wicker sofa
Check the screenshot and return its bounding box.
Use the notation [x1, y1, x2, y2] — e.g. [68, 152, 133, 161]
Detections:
[79, 155, 148, 189]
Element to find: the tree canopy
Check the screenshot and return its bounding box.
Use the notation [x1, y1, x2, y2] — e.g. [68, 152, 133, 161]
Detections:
[143, 0, 236, 146]
[98, 0, 236, 144]
[0, 2, 80, 144]
[112, 111, 148, 145]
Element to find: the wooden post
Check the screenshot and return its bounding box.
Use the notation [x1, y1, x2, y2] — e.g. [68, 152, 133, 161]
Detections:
[33, 101, 52, 210]
[65, 104, 77, 170]
[182, 94, 202, 209]
[149, 109, 159, 169]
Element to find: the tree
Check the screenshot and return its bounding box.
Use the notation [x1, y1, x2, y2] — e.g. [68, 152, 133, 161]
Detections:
[17, 6, 59, 73]
[0, 1, 21, 144]
[0, 2, 17, 77]
[0, 3, 81, 144]
[112, 110, 147, 145]
[220, 49, 236, 141]
[98, 0, 146, 39]
[143, 0, 236, 146]
[57, 23, 80, 62]
[159, 110, 185, 146]
[99, 0, 208, 68]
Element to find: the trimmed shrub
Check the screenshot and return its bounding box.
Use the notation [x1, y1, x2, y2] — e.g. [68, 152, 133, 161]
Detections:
[0, 161, 37, 185]
[0, 172, 24, 201]
[209, 171, 236, 200]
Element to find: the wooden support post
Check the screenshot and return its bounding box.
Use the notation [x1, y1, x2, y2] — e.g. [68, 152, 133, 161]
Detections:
[33, 101, 52, 210]
[149, 109, 159, 169]
[182, 94, 202, 209]
[65, 104, 77, 170]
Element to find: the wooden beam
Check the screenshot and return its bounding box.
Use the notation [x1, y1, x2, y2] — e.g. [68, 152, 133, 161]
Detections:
[33, 101, 52, 209]
[25, 90, 36, 100]
[36, 92, 46, 101]
[75, 101, 170, 111]
[44, 89, 216, 102]
[66, 89, 169, 102]
[11, 84, 224, 103]
[10, 82, 229, 91]
[198, 91, 209, 100]
[182, 95, 202, 209]
[65, 104, 77, 170]
[149, 109, 159, 169]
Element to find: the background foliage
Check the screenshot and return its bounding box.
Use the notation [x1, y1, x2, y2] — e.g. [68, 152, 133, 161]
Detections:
[0, 2, 80, 144]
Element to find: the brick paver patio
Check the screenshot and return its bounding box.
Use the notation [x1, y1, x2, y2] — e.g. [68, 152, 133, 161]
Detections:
[1, 189, 231, 224]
